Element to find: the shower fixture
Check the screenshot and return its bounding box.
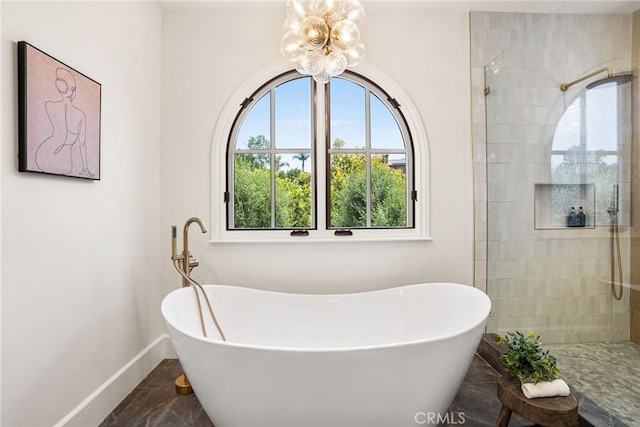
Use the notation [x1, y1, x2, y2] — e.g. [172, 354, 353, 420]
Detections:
[586, 72, 636, 90]
[560, 67, 636, 91]
[608, 185, 624, 301]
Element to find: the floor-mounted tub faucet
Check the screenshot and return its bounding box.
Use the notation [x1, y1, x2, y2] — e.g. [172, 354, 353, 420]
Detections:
[170, 217, 226, 395]
[170, 217, 208, 395]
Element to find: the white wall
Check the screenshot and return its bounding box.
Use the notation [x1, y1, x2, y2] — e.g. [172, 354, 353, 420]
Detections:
[160, 2, 474, 296]
[1, 2, 163, 426]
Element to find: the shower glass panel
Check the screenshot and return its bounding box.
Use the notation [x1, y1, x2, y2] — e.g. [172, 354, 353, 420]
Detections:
[484, 11, 636, 424]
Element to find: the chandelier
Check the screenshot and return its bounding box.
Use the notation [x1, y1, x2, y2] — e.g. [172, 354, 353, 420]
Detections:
[280, 0, 365, 84]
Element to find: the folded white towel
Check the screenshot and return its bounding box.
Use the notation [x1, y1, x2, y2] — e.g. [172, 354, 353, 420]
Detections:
[521, 379, 570, 399]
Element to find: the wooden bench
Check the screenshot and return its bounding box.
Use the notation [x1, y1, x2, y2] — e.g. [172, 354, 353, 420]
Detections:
[496, 375, 578, 427]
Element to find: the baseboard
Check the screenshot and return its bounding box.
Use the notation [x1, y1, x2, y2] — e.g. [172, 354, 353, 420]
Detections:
[54, 334, 175, 427]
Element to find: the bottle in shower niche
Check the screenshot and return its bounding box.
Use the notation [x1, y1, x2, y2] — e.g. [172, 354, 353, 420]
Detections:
[578, 207, 586, 227]
[567, 207, 580, 227]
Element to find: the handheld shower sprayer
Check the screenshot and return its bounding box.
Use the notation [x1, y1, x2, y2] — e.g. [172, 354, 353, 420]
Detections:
[171, 225, 178, 259]
[608, 185, 623, 301]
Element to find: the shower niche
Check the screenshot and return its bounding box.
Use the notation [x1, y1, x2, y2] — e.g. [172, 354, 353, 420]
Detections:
[534, 183, 595, 229]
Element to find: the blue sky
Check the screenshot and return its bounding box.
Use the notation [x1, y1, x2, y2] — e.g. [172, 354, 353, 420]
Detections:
[235, 76, 405, 159]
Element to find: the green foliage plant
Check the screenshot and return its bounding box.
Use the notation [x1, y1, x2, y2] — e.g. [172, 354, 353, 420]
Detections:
[330, 139, 407, 228]
[233, 135, 408, 229]
[497, 331, 560, 384]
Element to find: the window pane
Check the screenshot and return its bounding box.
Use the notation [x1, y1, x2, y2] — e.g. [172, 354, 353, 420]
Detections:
[275, 78, 311, 149]
[550, 154, 564, 174]
[282, 151, 312, 173]
[276, 153, 312, 228]
[371, 94, 404, 150]
[552, 149, 583, 184]
[371, 154, 407, 227]
[553, 97, 581, 151]
[330, 78, 366, 149]
[586, 85, 618, 151]
[233, 153, 271, 229]
[329, 152, 367, 228]
[236, 93, 270, 149]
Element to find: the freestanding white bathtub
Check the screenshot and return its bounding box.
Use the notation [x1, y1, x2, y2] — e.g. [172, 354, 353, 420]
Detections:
[161, 283, 491, 427]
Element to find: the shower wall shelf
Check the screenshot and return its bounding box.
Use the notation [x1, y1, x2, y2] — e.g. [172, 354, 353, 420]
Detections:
[534, 183, 596, 230]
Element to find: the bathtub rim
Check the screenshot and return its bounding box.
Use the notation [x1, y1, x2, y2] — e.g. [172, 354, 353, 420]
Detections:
[161, 282, 491, 353]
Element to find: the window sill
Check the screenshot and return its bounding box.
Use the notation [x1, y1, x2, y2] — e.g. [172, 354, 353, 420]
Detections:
[210, 235, 434, 244]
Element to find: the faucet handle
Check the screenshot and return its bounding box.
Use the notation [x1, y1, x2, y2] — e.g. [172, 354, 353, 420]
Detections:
[188, 255, 199, 271]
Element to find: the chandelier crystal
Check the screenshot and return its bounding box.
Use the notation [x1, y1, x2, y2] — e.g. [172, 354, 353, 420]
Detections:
[281, 0, 365, 83]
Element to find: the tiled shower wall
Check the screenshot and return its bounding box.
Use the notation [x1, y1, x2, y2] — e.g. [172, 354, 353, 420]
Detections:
[471, 12, 545, 293]
[471, 12, 634, 344]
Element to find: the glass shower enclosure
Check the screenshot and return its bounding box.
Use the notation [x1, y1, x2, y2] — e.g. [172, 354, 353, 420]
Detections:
[483, 11, 637, 424]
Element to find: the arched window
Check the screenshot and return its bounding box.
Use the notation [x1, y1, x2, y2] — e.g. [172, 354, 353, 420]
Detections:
[212, 64, 429, 242]
[551, 83, 623, 226]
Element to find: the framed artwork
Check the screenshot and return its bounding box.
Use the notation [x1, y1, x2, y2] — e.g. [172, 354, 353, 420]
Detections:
[18, 41, 101, 180]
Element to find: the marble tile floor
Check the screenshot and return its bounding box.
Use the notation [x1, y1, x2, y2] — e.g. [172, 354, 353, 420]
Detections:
[100, 355, 532, 427]
[546, 341, 640, 427]
[99, 358, 213, 427]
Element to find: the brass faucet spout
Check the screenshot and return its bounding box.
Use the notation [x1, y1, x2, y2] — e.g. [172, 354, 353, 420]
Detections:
[184, 216, 207, 236]
[181, 217, 207, 287]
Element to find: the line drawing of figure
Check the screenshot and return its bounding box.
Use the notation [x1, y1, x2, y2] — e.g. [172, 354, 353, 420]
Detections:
[34, 67, 94, 177]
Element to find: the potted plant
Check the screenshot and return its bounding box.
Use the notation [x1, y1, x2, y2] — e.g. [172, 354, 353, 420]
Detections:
[497, 330, 560, 384]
